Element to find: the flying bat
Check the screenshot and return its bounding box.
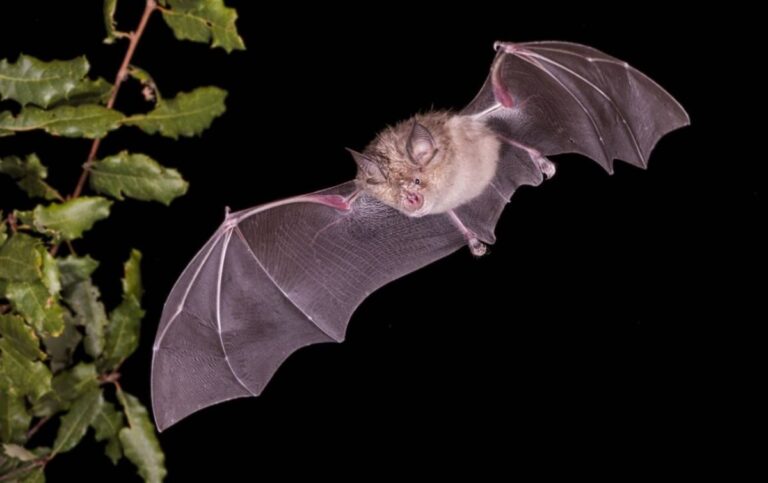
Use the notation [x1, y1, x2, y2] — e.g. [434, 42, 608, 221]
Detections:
[151, 41, 689, 431]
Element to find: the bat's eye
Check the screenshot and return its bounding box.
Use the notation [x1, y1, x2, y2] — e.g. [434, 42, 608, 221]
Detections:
[414, 178, 421, 185]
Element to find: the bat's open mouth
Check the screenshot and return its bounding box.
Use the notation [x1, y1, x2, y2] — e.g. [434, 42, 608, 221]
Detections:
[404, 191, 424, 211]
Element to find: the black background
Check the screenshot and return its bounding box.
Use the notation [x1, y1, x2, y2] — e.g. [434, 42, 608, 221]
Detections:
[0, 2, 758, 480]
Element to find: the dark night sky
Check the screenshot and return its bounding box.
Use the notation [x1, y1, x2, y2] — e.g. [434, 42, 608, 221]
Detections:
[0, 2, 757, 480]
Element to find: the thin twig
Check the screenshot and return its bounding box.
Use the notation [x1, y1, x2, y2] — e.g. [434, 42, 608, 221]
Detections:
[71, 0, 158, 199]
[7, 212, 17, 234]
[0, 458, 47, 482]
[25, 415, 52, 440]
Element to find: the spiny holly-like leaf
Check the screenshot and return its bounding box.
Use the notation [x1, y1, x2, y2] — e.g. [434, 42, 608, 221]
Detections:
[51, 77, 112, 107]
[2, 443, 36, 461]
[42, 313, 82, 373]
[57, 255, 99, 290]
[18, 197, 112, 241]
[30, 362, 97, 417]
[124, 86, 226, 139]
[103, 0, 120, 44]
[0, 339, 52, 401]
[91, 400, 124, 464]
[0, 233, 43, 282]
[41, 251, 60, 297]
[99, 250, 144, 371]
[0, 154, 61, 201]
[100, 296, 142, 372]
[64, 280, 108, 358]
[53, 387, 103, 454]
[91, 152, 188, 205]
[0, 314, 45, 361]
[0, 55, 88, 108]
[117, 389, 166, 483]
[122, 249, 143, 302]
[0, 385, 32, 444]
[3, 281, 65, 336]
[160, 0, 245, 53]
[0, 104, 124, 138]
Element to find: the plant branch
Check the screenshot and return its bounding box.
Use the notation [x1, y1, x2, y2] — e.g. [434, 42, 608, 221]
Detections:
[26, 415, 52, 440]
[71, 0, 158, 199]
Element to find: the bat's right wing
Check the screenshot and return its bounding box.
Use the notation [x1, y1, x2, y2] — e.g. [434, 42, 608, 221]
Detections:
[151, 181, 466, 431]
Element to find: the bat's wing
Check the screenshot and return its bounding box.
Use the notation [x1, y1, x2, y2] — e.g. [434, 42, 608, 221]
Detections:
[151, 182, 466, 430]
[455, 40, 689, 242]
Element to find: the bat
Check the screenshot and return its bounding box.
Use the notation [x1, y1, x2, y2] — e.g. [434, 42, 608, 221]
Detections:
[151, 41, 689, 431]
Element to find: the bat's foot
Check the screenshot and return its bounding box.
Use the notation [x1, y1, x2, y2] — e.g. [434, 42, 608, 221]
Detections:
[468, 237, 487, 257]
[537, 157, 556, 179]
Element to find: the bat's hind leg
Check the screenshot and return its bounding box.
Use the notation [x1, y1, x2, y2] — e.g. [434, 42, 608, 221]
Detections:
[448, 210, 487, 257]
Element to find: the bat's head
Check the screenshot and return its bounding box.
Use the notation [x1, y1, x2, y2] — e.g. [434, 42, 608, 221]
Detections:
[350, 113, 453, 217]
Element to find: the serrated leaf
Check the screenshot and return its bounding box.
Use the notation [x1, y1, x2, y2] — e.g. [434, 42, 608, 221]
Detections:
[3, 281, 64, 336]
[100, 296, 143, 372]
[20, 467, 45, 483]
[124, 86, 226, 139]
[0, 104, 124, 138]
[0, 339, 51, 401]
[0, 55, 89, 108]
[0, 154, 61, 201]
[91, 152, 188, 205]
[57, 255, 99, 290]
[0, 314, 45, 361]
[52, 387, 103, 454]
[160, 0, 245, 52]
[117, 389, 165, 483]
[30, 362, 97, 418]
[19, 197, 112, 241]
[92, 400, 124, 464]
[0, 233, 43, 282]
[42, 313, 81, 373]
[2, 444, 36, 462]
[0, 385, 32, 444]
[41, 252, 60, 297]
[122, 249, 143, 302]
[104, 0, 119, 44]
[64, 280, 108, 358]
[50, 77, 112, 107]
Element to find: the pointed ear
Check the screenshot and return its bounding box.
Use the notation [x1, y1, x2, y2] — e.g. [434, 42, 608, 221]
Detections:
[346, 148, 386, 184]
[407, 122, 437, 165]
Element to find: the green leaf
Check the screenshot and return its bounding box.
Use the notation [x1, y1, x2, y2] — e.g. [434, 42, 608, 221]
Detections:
[52, 387, 103, 455]
[30, 362, 97, 417]
[3, 281, 65, 336]
[91, 152, 188, 205]
[0, 104, 124, 138]
[0, 339, 52, 401]
[127, 65, 160, 102]
[63, 280, 108, 358]
[160, 0, 245, 52]
[0, 216, 7, 246]
[0, 233, 43, 282]
[91, 400, 124, 464]
[51, 77, 113, 107]
[103, 0, 119, 44]
[19, 197, 112, 241]
[100, 297, 143, 372]
[0, 55, 89, 108]
[117, 389, 166, 483]
[2, 444, 37, 462]
[20, 467, 45, 483]
[0, 154, 61, 201]
[41, 252, 60, 297]
[0, 314, 45, 361]
[57, 255, 99, 290]
[42, 313, 82, 373]
[122, 249, 143, 302]
[0, 385, 32, 444]
[124, 86, 226, 139]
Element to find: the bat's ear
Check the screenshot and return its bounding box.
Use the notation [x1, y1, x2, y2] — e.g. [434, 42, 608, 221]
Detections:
[407, 122, 437, 166]
[346, 148, 386, 184]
